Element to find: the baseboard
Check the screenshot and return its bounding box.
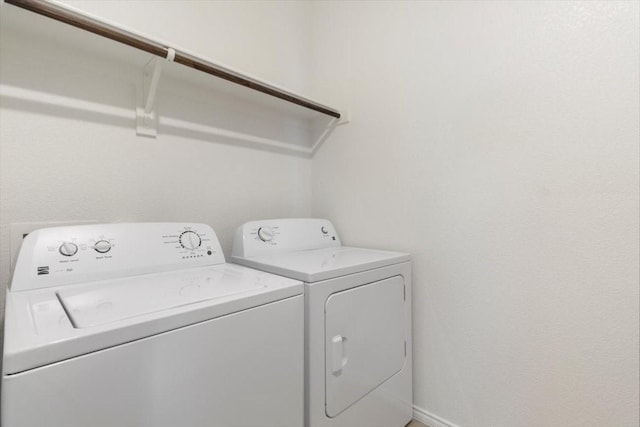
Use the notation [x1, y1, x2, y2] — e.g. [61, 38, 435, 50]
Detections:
[413, 405, 460, 427]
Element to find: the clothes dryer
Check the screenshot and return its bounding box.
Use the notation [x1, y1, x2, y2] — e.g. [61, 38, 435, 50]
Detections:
[231, 218, 412, 427]
[2, 222, 303, 427]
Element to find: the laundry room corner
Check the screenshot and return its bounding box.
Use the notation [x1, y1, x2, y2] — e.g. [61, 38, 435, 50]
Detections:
[308, 2, 639, 426]
[1, 1, 639, 426]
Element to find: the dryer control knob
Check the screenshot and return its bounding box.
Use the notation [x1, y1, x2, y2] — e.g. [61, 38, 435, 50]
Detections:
[59, 242, 78, 257]
[257, 227, 274, 242]
[180, 231, 201, 250]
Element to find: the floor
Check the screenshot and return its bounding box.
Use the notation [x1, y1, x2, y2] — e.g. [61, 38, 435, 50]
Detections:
[407, 421, 428, 427]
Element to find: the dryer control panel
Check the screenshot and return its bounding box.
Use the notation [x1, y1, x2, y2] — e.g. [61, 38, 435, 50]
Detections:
[232, 218, 341, 258]
[11, 223, 225, 291]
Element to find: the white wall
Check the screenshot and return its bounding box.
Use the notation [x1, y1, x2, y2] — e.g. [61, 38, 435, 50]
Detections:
[60, 0, 312, 94]
[0, 0, 314, 368]
[1, 2, 639, 426]
[309, 2, 639, 427]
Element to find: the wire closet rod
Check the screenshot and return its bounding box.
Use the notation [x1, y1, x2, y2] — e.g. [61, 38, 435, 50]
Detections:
[5, 0, 341, 119]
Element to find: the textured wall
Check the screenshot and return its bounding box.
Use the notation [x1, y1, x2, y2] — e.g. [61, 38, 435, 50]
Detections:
[309, 2, 639, 426]
[60, 0, 313, 95]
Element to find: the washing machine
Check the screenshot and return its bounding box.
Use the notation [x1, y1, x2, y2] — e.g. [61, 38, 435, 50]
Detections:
[231, 218, 413, 427]
[2, 222, 303, 427]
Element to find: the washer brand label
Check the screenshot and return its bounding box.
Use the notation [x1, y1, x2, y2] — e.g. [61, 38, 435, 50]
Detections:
[37, 266, 49, 275]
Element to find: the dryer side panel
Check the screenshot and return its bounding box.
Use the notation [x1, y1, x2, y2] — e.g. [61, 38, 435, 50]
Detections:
[324, 275, 406, 417]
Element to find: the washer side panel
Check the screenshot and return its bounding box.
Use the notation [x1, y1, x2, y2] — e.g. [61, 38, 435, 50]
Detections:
[2, 296, 304, 427]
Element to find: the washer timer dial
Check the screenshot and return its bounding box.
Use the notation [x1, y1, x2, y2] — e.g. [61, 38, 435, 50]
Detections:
[179, 231, 202, 250]
[93, 240, 112, 254]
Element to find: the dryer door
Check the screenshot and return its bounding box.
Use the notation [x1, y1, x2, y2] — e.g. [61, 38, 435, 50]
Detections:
[324, 275, 406, 417]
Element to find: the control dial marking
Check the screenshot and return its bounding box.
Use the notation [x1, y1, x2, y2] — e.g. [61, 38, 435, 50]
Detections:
[180, 231, 202, 250]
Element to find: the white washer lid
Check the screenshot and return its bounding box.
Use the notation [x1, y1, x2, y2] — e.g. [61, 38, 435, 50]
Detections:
[231, 247, 410, 283]
[58, 267, 264, 328]
[3, 263, 302, 374]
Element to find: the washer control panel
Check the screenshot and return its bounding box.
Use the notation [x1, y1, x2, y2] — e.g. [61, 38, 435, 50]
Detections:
[11, 223, 224, 291]
[232, 218, 341, 258]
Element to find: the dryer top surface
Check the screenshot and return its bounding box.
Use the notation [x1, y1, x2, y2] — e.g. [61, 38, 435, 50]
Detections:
[231, 246, 410, 283]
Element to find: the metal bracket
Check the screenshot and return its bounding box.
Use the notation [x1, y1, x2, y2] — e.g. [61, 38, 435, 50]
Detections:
[336, 109, 351, 127]
[310, 109, 350, 155]
[136, 48, 175, 137]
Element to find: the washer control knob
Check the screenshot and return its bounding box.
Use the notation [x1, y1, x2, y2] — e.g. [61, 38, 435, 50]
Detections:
[59, 242, 78, 257]
[257, 227, 274, 242]
[321, 226, 328, 235]
[94, 240, 112, 254]
[180, 231, 201, 250]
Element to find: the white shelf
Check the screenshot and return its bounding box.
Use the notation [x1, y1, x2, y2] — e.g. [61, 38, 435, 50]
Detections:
[0, 0, 348, 156]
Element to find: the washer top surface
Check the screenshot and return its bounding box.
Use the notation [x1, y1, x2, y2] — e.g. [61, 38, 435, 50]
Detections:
[3, 223, 302, 375]
[55, 263, 295, 329]
[231, 219, 409, 282]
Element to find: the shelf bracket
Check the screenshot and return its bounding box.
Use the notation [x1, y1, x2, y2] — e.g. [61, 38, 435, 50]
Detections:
[310, 109, 350, 155]
[136, 48, 175, 137]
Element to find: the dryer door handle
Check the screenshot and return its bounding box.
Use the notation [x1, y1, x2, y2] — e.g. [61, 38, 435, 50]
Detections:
[331, 335, 348, 375]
